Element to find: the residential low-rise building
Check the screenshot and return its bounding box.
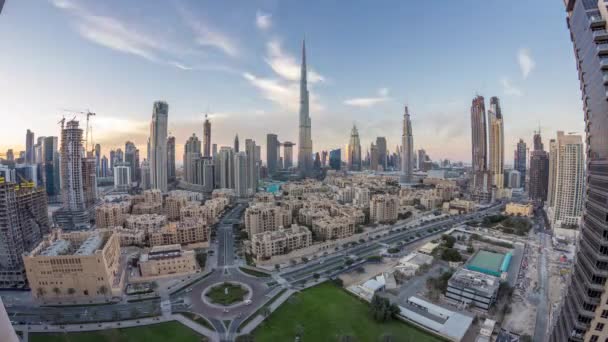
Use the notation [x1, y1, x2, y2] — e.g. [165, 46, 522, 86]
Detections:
[312, 216, 356, 241]
[245, 204, 292, 236]
[148, 219, 210, 247]
[23, 229, 123, 300]
[442, 199, 475, 215]
[95, 202, 130, 228]
[124, 214, 167, 232]
[505, 202, 533, 217]
[138, 244, 198, 278]
[370, 194, 399, 223]
[251, 225, 312, 260]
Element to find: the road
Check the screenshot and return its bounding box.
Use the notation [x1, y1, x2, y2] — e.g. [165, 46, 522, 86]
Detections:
[533, 226, 550, 342]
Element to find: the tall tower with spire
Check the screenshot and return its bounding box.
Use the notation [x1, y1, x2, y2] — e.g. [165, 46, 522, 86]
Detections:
[203, 114, 211, 158]
[298, 40, 313, 176]
[401, 105, 414, 183]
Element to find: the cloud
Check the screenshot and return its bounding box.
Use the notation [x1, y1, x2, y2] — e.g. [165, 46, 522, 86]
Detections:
[344, 88, 391, 107]
[501, 77, 523, 96]
[265, 39, 324, 83]
[256, 11, 272, 30]
[518, 48, 535, 79]
[177, 6, 239, 58]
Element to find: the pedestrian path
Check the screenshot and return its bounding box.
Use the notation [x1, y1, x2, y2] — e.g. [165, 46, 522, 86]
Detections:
[238, 288, 295, 335]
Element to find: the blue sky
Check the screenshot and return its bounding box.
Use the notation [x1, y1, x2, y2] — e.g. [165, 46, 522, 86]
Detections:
[0, 0, 583, 164]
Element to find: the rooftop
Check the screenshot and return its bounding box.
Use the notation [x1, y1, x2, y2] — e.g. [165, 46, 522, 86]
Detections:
[466, 250, 505, 277]
[399, 296, 473, 342]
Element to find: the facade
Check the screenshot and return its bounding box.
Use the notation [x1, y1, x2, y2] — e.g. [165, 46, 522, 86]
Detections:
[376, 136, 387, 170]
[446, 268, 500, 311]
[234, 151, 248, 198]
[245, 205, 292, 236]
[283, 142, 294, 169]
[329, 148, 341, 170]
[547, 132, 584, 228]
[298, 40, 313, 176]
[82, 156, 97, 208]
[312, 216, 355, 240]
[471, 96, 487, 176]
[203, 115, 211, 158]
[149, 101, 168, 192]
[24, 230, 122, 300]
[267, 133, 279, 175]
[370, 194, 399, 223]
[183, 134, 202, 184]
[488, 97, 504, 189]
[148, 219, 210, 247]
[42, 136, 60, 199]
[113, 164, 131, 191]
[401, 105, 414, 183]
[507, 170, 521, 188]
[245, 139, 259, 194]
[218, 147, 235, 189]
[514, 139, 527, 189]
[529, 131, 549, 203]
[167, 136, 176, 182]
[505, 202, 533, 217]
[234, 134, 239, 153]
[124, 141, 139, 182]
[251, 225, 312, 260]
[25, 129, 34, 164]
[348, 125, 362, 171]
[95, 202, 130, 228]
[138, 244, 198, 278]
[60, 120, 85, 212]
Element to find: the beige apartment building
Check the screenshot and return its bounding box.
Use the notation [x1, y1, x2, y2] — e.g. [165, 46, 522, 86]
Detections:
[110, 227, 146, 246]
[245, 204, 292, 236]
[138, 244, 198, 278]
[132, 201, 162, 215]
[148, 219, 210, 247]
[505, 202, 533, 217]
[298, 207, 330, 227]
[251, 225, 312, 260]
[312, 216, 356, 241]
[95, 202, 130, 228]
[23, 229, 123, 300]
[124, 214, 167, 232]
[443, 199, 475, 215]
[164, 195, 188, 221]
[370, 194, 399, 223]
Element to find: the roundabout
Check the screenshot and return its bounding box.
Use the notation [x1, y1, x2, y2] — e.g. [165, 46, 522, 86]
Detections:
[202, 281, 252, 308]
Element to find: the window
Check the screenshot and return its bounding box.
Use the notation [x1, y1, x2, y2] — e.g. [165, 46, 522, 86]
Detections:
[601, 310, 608, 318]
[596, 323, 605, 332]
[590, 335, 599, 342]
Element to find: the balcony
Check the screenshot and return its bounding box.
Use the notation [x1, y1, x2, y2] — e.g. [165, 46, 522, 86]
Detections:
[601, 58, 608, 70]
[594, 29, 608, 42]
[590, 15, 606, 29]
[599, 44, 608, 57]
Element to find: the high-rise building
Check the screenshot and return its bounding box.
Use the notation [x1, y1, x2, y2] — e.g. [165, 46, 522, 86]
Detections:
[547, 138, 558, 208]
[82, 154, 97, 208]
[267, 133, 279, 175]
[246, 139, 259, 194]
[329, 149, 341, 170]
[550, 3, 608, 341]
[203, 115, 211, 158]
[471, 95, 487, 174]
[109, 149, 116, 176]
[401, 105, 414, 183]
[298, 40, 313, 176]
[488, 96, 504, 189]
[100, 155, 108, 178]
[547, 131, 584, 229]
[113, 164, 131, 192]
[25, 129, 34, 164]
[149, 101, 168, 192]
[417, 149, 427, 170]
[212, 143, 218, 159]
[514, 139, 527, 190]
[0, 297, 18, 341]
[5, 149, 13, 162]
[60, 120, 85, 212]
[283, 142, 294, 169]
[124, 141, 139, 182]
[167, 136, 176, 182]
[321, 150, 328, 167]
[348, 125, 362, 171]
[528, 130, 549, 203]
[370, 143, 378, 171]
[183, 134, 202, 184]
[234, 134, 240, 153]
[234, 151, 248, 198]
[0, 178, 50, 288]
[376, 137, 387, 170]
[218, 147, 234, 189]
[41, 136, 60, 200]
[94, 143, 101, 177]
[140, 159, 151, 190]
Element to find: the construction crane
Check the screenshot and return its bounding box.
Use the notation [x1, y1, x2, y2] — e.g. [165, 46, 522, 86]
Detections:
[62, 109, 96, 152]
[57, 116, 66, 130]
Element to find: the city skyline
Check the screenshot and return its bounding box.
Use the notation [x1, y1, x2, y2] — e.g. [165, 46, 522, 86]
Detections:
[0, 0, 584, 163]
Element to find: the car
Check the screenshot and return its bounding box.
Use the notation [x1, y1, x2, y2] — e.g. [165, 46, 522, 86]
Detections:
[244, 299, 252, 305]
[185, 288, 193, 293]
[224, 308, 229, 313]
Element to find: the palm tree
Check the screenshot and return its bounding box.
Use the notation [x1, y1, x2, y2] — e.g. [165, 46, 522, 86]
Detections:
[98, 285, 108, 296]
[67, 288, 76, 295]
[52, 287, 61, 296]
[36, 287, 45, 298]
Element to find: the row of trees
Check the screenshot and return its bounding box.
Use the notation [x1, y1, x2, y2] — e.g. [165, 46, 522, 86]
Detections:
[36, 285, 108, 298]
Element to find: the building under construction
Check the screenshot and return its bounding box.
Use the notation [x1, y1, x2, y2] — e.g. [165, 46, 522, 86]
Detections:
[0, 178, 50, 288]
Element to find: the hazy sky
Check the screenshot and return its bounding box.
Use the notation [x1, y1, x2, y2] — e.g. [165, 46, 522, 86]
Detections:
[0, 0, 584, 165]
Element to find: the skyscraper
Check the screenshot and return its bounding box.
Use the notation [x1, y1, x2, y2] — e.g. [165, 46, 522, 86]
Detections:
[42, 136, 60, 201]
[348, 125, 362, 171]
[124, 141, 139, 182]
[60, 120, 85, 212]
[267, 133, 279, 175]
[547, 131, 584, 229]
[218, 147, 234, 189]
[0, 297, 18, 341]
[203, 115, 211, 158]
[401, 105, 414, 183]
[149, 101, 168, 192]
[94, 143, 101, 177]
[550, 3, 608, 341]
[246, 139, 259, 194]
[25, 129, 34, 164]
[100, 155, 108, 177]
[417, 149, 427, 170]
[298, 40, 313, 176]
[370, 143, 378, 171]
[376, 137, 387, 171]
[183, 134, 202, 184]
[514, 139, 527, 189]
[234, 134, 240, 153]
[471, 95, 487, 174]
[329, 149, 341, 170]
[528, 130, 549, 203]
[283, 142, 294, 169]
[234, 151, 248, 198]
[167, 136, 176, 182]
[488, 96, 504, 189]
[547, 138, 558, 208]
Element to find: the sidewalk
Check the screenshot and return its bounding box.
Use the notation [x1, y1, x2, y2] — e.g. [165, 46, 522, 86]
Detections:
[238, 288, 295, 335]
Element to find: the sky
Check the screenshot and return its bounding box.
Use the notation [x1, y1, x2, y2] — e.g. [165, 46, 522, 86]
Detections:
[0, 0, 584, 166]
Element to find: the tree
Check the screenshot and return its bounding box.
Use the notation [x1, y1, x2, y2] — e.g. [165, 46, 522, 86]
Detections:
[313, 273, 320, 280]
[52, 287, 61, 296]
[150, 281, 159, 291]
[36, 287, 46, 298]
[441, 248, 462, 262]
[332, 278, 344, 287]
[98, 285, 108, 296]
[441, 234, 456, 248]
[344, 259, 354, 266]
[339, 335, 355, 342]
[67, 288, 76, 295]
[301, 256, 309, 263]
[369, 295, 399, 323]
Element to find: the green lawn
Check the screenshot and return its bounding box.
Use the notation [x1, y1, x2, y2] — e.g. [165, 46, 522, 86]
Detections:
[205, 282, 248, 305]
[253, 283, 444, 342]
[239, 267, 270, 277]
[30, 321, 203, 342]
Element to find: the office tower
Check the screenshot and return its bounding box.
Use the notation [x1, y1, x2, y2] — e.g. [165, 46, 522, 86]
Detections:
[283, 142, 295, 169]
[0, 178, 50, 288]
[329, 149, 341, 170]
[15, 164, 38, 186]
[376, 137, 387, 170]
[528, 130, 549, 203]
[203, 115, 211, 158]
[60, 120, 85, 212]
[113, 164, 131, 191]
[0, 297, 18, 342]
[547, 139, 558, 208]
[267, 133, 279, 175]
[115, 148, 124, 164]
[5, 149, 13, 162]
[418, 149, 427, 170]
[41, 136, 60, 200]
[313, 152, 321, 170]
[109, 149, 116, 175]
[507, 170, 521, 189]
[100, 155, 108, 177]
[550, 3, 608, 341]
[149, 101, 168, 192]
[488, 96, 504, 189]
[34, 137, 44, 164]
[82, 155, 97, 207]
[183, 134, 202, 183]
[348, 125, 362, 171]
[212, 143, 218, 159]
[167, 136, 176, 182]
[514, 139, 527, 190]
[94, 143, 101, 177]
[298, 40, 313, 176]
[547, 132, 584, 229]
[200, 157, 214, 192]
[146, 137, 150, 161]
[25, 129, 34, 164]
[471, 95, 487, 174]
[124, 141, 139, 182]
[370, 143, 378, 171]
[401, 105, 414, 183]
[234, 151, 248, 197]
[140, 159, 151, 190]
[321, 151, 328, 167]
[246, 139, 259, 193]
[234, 134, 240, 153]
[218, 147, 234, 189]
